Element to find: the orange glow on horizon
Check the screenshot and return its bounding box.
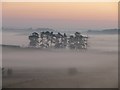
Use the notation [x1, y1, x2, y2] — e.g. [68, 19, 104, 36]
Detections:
[2, 2, 118, 29]
[2, 2, 118, 21]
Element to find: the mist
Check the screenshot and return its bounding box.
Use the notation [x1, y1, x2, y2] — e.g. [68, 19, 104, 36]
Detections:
[2, 31, 118, 88]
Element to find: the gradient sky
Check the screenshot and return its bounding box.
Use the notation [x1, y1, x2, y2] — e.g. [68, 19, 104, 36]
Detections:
[2, 2, 118, 30]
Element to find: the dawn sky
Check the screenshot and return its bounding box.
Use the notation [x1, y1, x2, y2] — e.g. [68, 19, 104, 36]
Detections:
[2, 2, 118, 30]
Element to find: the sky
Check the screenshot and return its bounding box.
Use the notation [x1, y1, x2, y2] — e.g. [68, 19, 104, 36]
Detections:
[2, 2, 118, 31]
[1, 0, 119, 2]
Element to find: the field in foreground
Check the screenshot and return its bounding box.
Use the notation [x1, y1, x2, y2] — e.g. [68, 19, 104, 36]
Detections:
[2, 34, 118, 88]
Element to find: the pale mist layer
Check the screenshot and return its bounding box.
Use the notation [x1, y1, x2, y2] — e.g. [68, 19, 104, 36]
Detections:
[2, 31, 118, 88]
[2, 31, 118, 52]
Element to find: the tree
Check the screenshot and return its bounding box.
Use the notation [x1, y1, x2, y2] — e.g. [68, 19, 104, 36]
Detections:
[29, 32, 39, 47]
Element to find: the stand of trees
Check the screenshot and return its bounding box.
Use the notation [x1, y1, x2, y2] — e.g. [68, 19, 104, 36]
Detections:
[28, 31, 88, 49]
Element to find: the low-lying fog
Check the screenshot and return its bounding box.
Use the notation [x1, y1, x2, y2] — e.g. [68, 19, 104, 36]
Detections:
[2, 31, 118, 88]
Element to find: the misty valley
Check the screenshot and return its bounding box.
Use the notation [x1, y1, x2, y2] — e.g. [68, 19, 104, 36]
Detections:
[2, 30, 118, 88]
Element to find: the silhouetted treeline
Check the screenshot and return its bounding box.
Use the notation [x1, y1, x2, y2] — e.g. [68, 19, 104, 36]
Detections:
[29, 31, 88, 50]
